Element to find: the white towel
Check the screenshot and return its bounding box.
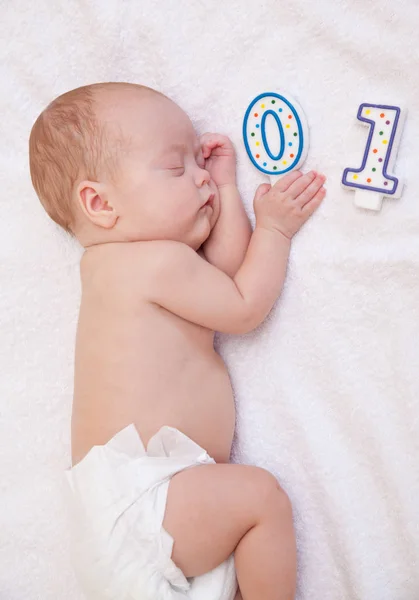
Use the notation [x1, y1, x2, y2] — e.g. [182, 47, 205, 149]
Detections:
[1, 1, 418, 599]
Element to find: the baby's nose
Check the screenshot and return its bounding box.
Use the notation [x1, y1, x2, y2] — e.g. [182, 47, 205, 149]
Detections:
[198, 167, 211, 186]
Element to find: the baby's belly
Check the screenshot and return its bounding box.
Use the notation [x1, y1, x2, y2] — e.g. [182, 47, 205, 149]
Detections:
[71, 345, 236, 467]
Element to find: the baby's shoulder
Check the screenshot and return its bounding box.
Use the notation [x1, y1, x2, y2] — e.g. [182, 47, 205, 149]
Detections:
[80, 240, 192, 292]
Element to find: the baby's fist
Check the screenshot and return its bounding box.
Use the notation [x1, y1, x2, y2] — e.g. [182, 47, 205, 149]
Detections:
[200, 133, 236, 187]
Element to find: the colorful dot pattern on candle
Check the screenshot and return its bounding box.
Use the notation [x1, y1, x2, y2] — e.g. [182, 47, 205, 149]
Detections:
[342, 103, 402, 196]
[243, 92, 308, 176]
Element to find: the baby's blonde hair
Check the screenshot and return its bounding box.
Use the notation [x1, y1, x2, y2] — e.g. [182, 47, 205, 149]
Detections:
[29, 82, 164, 234]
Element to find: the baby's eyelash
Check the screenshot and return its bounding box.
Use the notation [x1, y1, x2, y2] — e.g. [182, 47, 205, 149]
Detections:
[169, 166, 184, 175]
[166, 151, 204, 173]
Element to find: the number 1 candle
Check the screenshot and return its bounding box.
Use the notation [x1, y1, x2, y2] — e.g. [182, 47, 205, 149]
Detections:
[342, 103, 406, 211]
[243, 92, 309, 186]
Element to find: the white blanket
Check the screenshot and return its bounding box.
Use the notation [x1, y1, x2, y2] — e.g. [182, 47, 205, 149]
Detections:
[1, 0, 418, 598]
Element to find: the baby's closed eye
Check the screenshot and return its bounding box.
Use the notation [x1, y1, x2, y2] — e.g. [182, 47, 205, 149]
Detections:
[168, 166, 185, 175]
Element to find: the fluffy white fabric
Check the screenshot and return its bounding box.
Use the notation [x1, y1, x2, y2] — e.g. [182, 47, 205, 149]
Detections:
[1, 0, 418, 598]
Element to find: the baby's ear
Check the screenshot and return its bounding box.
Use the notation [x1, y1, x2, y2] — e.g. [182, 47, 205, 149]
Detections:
[76, 180, 118, 229]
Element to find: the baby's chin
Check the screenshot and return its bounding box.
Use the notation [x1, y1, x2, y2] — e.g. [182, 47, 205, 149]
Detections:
[204, 201, 219, 233]
[187, 213, 212, 250]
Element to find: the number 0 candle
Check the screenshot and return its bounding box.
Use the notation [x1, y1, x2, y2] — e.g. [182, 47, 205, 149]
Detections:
[243, 92, 309, 186]
[342, 103, 406, 211]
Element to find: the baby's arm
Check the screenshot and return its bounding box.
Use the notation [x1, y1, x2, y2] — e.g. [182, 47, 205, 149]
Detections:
[148, 225, 290, 334]
[199, 133, 252, 278]
[146, 171, 325, 334]
[201, 183, 252, 278]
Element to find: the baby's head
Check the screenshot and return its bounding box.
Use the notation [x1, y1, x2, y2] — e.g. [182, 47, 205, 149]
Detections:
[29, 82, 219, 249]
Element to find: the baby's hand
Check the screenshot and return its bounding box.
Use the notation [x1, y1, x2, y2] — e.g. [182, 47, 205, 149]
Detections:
[200, 133, 236, 188]
[253, 170, 326, 239]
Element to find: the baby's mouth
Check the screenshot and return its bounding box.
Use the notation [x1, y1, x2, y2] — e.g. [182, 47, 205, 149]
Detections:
[202, 193, 214, 208]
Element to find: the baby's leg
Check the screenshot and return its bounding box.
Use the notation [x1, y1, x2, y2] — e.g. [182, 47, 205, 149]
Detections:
[163, 464, 296, 600]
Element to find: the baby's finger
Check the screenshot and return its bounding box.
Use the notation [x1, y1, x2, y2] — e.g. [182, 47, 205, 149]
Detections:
[200, 133, 218, 157]
[271, 170, 303, 193]
[253, 183, 272, 204]
[200, 133, 232, 156]
[296, 175, 326, 208]
[301, 186, 326, 217]
[285, 170, 318, 199]
[200, 135, 215, 158]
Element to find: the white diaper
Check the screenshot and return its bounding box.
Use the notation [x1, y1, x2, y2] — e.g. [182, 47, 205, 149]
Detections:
[64, 424, 237, 600]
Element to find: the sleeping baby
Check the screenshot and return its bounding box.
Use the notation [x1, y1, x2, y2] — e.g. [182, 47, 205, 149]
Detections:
[29, 82, 326, 600]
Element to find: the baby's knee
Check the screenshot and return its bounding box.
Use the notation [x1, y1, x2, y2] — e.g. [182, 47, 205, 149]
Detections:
[248, 466, 292, 521]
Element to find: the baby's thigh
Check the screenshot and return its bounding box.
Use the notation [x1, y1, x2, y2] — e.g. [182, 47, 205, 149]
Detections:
[163, 463, 283, 578]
